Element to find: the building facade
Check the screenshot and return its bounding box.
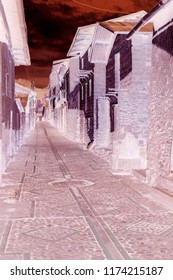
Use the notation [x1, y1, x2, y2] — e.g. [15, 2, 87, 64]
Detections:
[49, 58, 69, 132]
[146, 0, 173, 186]
[50, 0, 173, 187]
[14, 83, 36, 151]
[0, 0, 30, 184]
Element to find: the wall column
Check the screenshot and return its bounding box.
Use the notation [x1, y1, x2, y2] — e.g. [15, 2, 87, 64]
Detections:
[93, 63, 107, 146]
[66, 57, 80, 141]
[111, 33, 152, 172]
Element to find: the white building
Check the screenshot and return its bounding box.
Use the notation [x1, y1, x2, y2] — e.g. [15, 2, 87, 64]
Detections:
[49, 59, 69, 132]
[0, 0, 30, 184]
[50, 0, 173, 188]
[15, 83, 36, 147]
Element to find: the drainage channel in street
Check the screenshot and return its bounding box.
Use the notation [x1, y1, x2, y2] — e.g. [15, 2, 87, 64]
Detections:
[43, 127, 72, 179]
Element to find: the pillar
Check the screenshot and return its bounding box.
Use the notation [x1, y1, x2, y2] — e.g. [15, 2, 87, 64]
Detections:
[111, 33, 152, 172]
[93, 63, 107, 145]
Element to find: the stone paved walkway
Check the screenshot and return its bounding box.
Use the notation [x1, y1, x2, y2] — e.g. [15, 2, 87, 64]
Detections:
[0, 121, 173, 260]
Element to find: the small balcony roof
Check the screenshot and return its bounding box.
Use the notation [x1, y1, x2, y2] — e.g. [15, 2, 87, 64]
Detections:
[1, 0, 30, 66]
[100, 21, 153, 33]
[67, 24, 96, 57]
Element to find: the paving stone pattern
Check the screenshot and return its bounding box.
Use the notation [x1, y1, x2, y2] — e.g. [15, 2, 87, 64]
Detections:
[0, 122, 173, 260]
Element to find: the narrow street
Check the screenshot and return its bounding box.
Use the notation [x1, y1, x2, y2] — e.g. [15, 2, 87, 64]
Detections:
[0, 122, 173, 260]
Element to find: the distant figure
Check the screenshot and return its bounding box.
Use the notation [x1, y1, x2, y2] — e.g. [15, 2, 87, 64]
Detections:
[36, 106, 43, 121]
[37, 112, 42, 121]
[42, 106, 45, 120]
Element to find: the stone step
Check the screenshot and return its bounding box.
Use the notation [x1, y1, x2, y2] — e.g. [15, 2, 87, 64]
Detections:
[159, 176, 173, 193]
[132, 169, 147, 183]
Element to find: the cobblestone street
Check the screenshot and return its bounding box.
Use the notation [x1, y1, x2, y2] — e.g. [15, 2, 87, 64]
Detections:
[0, 122, 173, 260]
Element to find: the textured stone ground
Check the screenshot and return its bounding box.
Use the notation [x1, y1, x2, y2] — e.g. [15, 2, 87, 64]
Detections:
[0, 121, 173, 260]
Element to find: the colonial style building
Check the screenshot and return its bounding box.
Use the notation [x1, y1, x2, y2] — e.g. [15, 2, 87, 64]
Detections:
[49, 11, 152, 153]
[49, 0, 173, 187]
[49, 24, 96, 143]
[49, 58, 69, 132]
[0, 0, 30, 184]
[14, 83, 36, 151]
